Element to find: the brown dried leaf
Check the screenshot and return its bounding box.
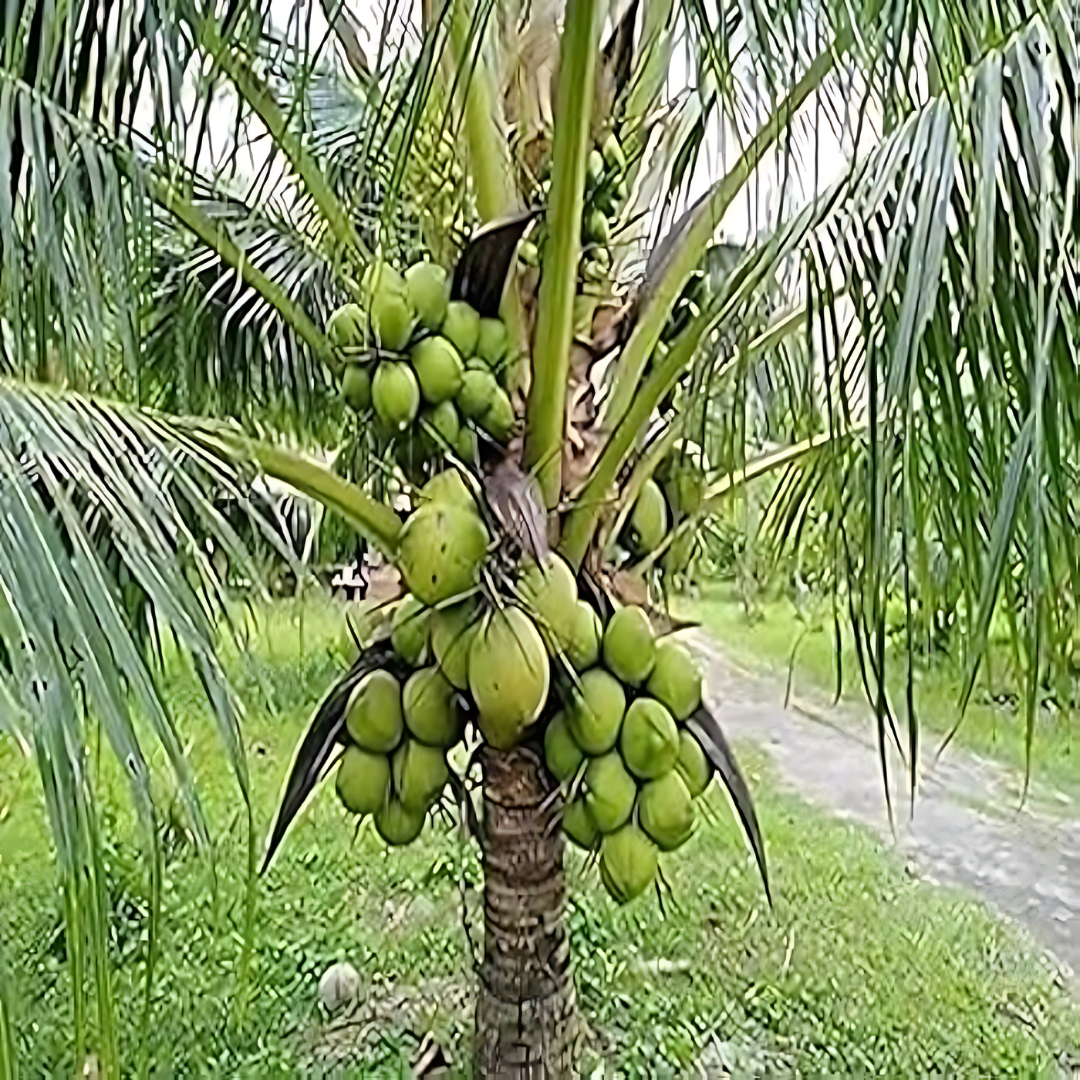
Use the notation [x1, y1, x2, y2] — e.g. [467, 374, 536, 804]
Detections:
[484, 457, 549, 562]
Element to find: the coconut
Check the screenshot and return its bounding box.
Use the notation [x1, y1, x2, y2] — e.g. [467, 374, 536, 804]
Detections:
[566, 668, 626, 755]
[419, 469, 473, 510]
[375, 797, 426, 846]
[457, 369, 499, 420]
[430, 598, 481, 690]
[411, 335, 464, 404]
[398, 501, 489, 606]
[583, 207, 611, 246]
[586, 148, 605, 189]
[370, 285, 414, 352]
[646, 639, 702, 721]
[335, 745, 390, 816]
[342, 363, 372, 411]
[455, 426, 479, 465]
[441, 300, 481, 358]
[403, 666, 463, 748]
[479, 387, 515, 441]
[627, 479, 668, 555]
[425, 400, 460, 446]
[405, 261, 448, 330]
[562, 797, 599, 850]
[637, 771, 695, 851]
[390, 595, 430, 666]
[583, 751, 636, 833]
[563, 601, 602, 671]
[327, 303, 365, 348]
[543, 711, 584, 783]
[372, 361, 420, 432]
[602, 605, 656, 687]
[661, 530, 697, 578]
[675, 729, 712, 797]
[361, 261, 405, 297]
[601, 131, 626, 171]
[619, 697, 679, 779]
[392, 738, 450, 812]
[599, 824, 658, 903]
[345, 670, 404, 753]
[666, 466, 704, 518]
[518, 554, 577, 646]
[477, 318, 508, 367]
[469, 606, 550, 749]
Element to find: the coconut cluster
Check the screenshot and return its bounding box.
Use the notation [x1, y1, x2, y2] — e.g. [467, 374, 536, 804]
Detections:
[541, 598, 711, 904]
[327, 260, 515, 464]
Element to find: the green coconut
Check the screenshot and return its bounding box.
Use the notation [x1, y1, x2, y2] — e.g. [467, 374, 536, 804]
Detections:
[666, 466, 704, 518]
[342, 363, 372, 411]
[345, 669, 404, 753]
[586, 148, 605, 190]
[646, 639, 702, 721]
[518, 554, 577, 646]
[627, 478, 669, 555]
[602, 605, 656, 687]
[599, 824, 658, 903]
[430, 599, 480, 690]
[441, 300, 481, 358]
[477, 318, 508, 367]
[583, 751, 637, 833]
[583, 207, 611, 246]
[419, 469, 473, 510]
[372, 361, 420, 432]
[425, 400, 460, 446]
[398, 501, 489, 606]
[562, 797, 599, 850]
[661, 530, 697, 578]
[457, 369, 499, 419]
[404, 261, 449, 330]
[566, 668, 626, 755]
[637, 770, 695, 851]
[374, 797, 426, 846]
[563, 601, 602, 671]
[469, 606, 550, 749]
[601, 131, 626, 172]
[335, 745, 390, 816]
[392, 738, 450, 812]
[543, 711, 584, 783]
[455, 426, 479, 465]
[479, 387, 516, 441]
[411, 335, 464, 404]
[370, 285, 414, 352]
[620, 697, 679, 779]
[328, 303, 366, 348]
[361, 261, 405, 297]
[390, 595, 430, 666]
[675, 729, 712, 798]
[403, 666, 463, 748]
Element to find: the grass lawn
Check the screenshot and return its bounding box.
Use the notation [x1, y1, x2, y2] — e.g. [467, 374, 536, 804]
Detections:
[1, 595, 1078, 1075]
[685, 581, 1080, 806]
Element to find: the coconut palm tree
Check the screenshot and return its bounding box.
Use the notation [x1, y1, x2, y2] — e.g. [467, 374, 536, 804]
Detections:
[1, 0, 1077, 1074]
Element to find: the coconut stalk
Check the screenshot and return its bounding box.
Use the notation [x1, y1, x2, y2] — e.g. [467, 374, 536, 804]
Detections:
[475, 744, 576, 1075]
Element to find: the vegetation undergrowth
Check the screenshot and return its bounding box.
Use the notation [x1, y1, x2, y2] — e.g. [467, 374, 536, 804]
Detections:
[1, 596, 1077, 1075]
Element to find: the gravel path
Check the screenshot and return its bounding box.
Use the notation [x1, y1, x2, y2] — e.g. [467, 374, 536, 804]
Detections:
[692, 632, 1080, 981]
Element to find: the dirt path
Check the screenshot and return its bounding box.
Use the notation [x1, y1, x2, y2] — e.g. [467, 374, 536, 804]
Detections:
[692, 632, 1080, 981]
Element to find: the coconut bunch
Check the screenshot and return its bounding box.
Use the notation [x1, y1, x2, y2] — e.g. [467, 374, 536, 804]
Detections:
[327, 260, 516, 467]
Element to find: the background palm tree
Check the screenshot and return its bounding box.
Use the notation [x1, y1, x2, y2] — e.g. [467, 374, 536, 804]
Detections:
[1, 0, 1077, 1074]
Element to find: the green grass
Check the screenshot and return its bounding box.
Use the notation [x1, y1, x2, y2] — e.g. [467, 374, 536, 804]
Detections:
[686, 581, 1080, 806]
[1, 595, 1078, 1075]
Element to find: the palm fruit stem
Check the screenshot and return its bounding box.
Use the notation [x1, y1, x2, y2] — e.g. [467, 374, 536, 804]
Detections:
[475, 744, 576, 1076]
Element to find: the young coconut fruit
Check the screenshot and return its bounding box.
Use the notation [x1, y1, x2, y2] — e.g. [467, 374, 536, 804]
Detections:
[441, 300, 481, 358]
[479, 387, 516, 442]
[469, 605, 550, 749]
[398, 499, 489, 606]
[565, 668, 626, 755]
[675, 729, 712, 798]
[562, 797, 599, 850]
[430, 599, 480, 690]
[411, 336, 464, 404]
[602, 605, 656, 687]
[627, 478, 668, 556]
[336, 745, 391, 816]
[369, 284, 414, 352]
[419, 468, 474, 510]
[345, 670, 404, 753]
[563, 601, 602, 671]
[424, 400, 460, 447]
[517, 554, 578, 652]
[342, 364, 372, 411]
[637, 770, 695, 851]
[372, 361, 421, 432]
[646, 639, 702, 721]
[375, 798, 426, 846]
[404, 261, 449, 330]
[390, 595, 430, 667]
[600, 824, 658, 904]
[392, 738, 450, 812]
[543, 712, 584, 783]
[583, 751, 637, 833]
[620, 697, 679, 779]
[457, 369, 499, 420]
[327, 303, 366, 348]
[403, 666, 463, 748]
[476, 317, 508, 367]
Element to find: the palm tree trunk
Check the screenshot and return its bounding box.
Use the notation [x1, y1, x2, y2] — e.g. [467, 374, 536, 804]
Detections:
[475, 744, 576, 1077]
